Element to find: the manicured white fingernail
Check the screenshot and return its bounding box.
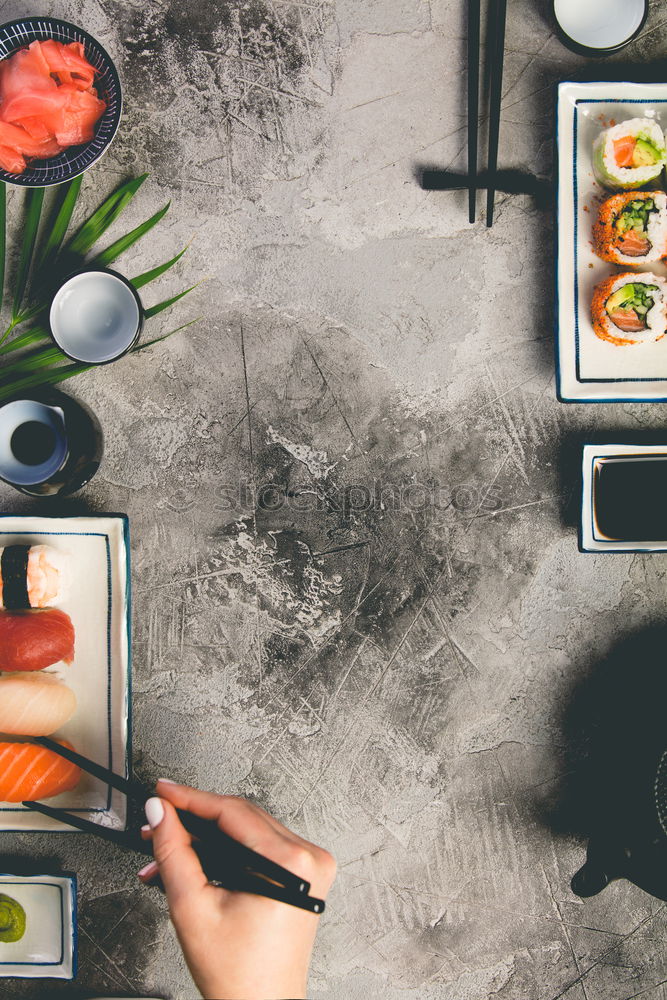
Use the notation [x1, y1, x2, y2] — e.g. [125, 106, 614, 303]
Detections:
[145, 797, 164, 829]
[141, 824, 151, 834]
[137, 861, 158, 879]
[157, 777, 177, 785]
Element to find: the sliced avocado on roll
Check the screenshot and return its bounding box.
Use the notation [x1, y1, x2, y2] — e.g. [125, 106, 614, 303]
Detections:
[634, 135, 665, 167]
[606, 283, 658, 326]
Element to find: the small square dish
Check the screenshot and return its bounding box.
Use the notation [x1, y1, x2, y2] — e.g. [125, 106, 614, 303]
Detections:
[0, 873, 76, 979]
[581, 443, 667, 551]
[557, 81, 667, 402]
[0, 515, 130, 830]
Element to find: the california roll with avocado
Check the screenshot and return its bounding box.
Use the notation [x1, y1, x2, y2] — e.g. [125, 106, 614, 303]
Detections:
[593, 191, 667, 264]
[591, 273, 667, 346]
[593, 118, 666, 190]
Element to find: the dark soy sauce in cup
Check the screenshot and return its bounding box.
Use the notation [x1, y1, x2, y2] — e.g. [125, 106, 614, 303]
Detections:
[594, 456, 667, 541]
[0, 390, 103, 497]
[10, 421, 57, 466]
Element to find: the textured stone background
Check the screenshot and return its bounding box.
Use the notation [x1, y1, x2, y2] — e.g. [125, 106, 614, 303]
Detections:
[2, 0, 667, 997]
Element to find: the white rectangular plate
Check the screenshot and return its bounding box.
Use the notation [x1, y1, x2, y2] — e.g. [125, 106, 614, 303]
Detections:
[0, 515, 130, 830]
[581, 443, 667, 551]
[0, 872, 76, 979]
[557, 81, 667, 401]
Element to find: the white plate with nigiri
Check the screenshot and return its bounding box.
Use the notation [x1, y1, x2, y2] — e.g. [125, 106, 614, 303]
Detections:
[557, 81, 667, 401]
[0, 516, 130, 831]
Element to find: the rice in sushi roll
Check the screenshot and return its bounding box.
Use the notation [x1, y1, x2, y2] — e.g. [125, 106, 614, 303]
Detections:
[593, 118, 666, 191]
[591, 272, 667, 346]
[593, 191, 667, 265]
[0, 544, 68, 610]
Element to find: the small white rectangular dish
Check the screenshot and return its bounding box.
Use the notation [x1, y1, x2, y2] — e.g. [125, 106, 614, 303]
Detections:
[581, 443, 667, 551]
[0, 515, 130, 830]
[557, 81, 667, 401]
[0, 873, 76, 979]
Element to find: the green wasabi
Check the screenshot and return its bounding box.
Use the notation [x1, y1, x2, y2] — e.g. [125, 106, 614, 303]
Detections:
[0, 894, 26, 943]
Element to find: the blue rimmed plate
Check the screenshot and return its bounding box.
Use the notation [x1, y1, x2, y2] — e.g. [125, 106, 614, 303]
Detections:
[0, 873, 76, 979]
[0, 515, 131, 831]
[0, 17, 122, 187]
[556, 81, 667, 402]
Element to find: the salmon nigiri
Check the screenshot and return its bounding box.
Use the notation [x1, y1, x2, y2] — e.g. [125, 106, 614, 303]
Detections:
[0, 739, 81, 801]
[0, 608, 74, 671]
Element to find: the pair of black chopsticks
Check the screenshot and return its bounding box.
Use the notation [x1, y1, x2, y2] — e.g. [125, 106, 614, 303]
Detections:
[22, 737, 325, 914]
[468, 0, 508, 225]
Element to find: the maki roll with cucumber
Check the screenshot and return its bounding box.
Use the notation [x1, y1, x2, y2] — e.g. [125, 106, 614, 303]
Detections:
[591, 273, 667, 346]
[593, 118, 666, 191]
[593, 191, 667, 264]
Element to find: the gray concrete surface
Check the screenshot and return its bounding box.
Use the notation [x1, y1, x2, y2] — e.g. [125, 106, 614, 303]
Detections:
[2, 0, 667, 997]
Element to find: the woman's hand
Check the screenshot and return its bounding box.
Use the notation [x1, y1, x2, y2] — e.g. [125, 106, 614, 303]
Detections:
[138, 781, 336, 1000]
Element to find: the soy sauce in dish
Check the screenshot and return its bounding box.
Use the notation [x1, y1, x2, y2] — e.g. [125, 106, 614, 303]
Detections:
[594, 456, 667, 541]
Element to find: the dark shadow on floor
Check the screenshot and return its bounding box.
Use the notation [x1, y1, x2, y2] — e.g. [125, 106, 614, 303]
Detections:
[538, 624, 667, 899]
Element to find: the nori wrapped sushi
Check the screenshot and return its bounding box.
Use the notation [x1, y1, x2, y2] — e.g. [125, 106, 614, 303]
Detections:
[593, 118, 666, 191]
[593, 191, 667, 265]
[591, 272, 667, 346]
[0, 544, 68, 609]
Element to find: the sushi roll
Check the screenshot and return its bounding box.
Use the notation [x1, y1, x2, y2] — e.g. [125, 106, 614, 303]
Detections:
[593, 118, 666, 191]
[591, 273, 667, 346]
[593, 192, 667, 265]
[0, 608, 75, 671]
[0, 544, 67, 610]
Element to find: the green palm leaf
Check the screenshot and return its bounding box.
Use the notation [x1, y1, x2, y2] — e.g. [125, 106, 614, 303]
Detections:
[0, 171, 199, 400]
[131, 246, 187, 289]
[0, 317, 200, 401]
[0, 360, 95, 402]
[36, 175, 83, 273]
[0, 325, 50, 356]
[145, 284, 199, 319]
[90, 201, 170, 268]
[0, 344, 66, 379]
[12, 186, 44, 321]
[66, 173, 148, 257]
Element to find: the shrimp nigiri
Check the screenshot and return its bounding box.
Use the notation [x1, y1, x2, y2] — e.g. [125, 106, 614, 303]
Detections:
[0, 608, 74, 671]
[0, 544, 68, 609]
[0, 739, 81, 801]
[0, 674, 77, 736]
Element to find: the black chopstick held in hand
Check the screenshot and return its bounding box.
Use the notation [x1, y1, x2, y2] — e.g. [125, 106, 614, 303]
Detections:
[486, 0, 508, 227]
[467, 0, 481, 223]
[30, 736, 311, 899]
[22, 800, 324, 913]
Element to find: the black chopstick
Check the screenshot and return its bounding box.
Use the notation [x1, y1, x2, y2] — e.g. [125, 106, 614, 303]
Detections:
[22, 801, 325, 914]
[22, 799, 149, 852]
[486, 0, 508, 227]
[33, 736, 310, 897]
[467, 0, 481, 223]
[34, 736, 144, 799]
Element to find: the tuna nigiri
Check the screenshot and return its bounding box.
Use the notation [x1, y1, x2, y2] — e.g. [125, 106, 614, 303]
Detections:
[0, 674, 77, 736]
[0, 608, 75, 671]
[0, 739, 81, 801]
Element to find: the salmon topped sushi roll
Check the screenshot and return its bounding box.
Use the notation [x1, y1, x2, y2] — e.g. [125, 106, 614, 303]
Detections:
[593, 118, 666, 191]
[591, 273, 667, 346]
[593, 192, 667, 265]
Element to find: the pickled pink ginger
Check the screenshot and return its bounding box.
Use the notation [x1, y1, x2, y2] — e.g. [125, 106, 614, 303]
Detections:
[0, 39, 106, 174]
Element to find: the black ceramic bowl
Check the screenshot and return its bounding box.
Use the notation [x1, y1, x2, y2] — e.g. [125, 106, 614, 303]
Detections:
[0, 16, 122, 187]
[553, 0, 649, 57]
